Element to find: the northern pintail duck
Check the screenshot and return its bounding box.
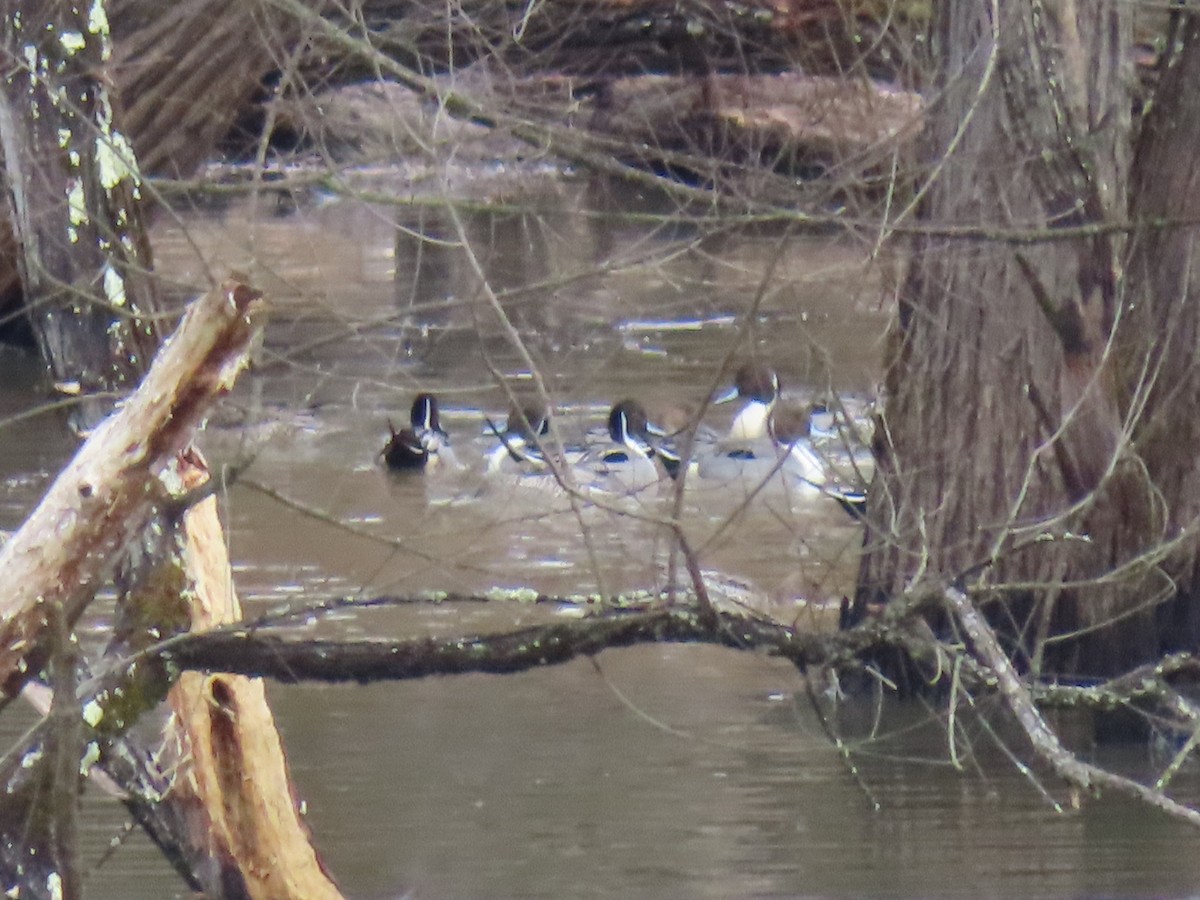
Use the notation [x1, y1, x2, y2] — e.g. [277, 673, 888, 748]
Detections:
[485, 400, 552, 473]
[638, 401, 706, 480]
[699, 362, 783, 482]
[702, 366, 867, 513]
[769, 402, 866, 515]
[586, 399, 673, 491]
[767, 402, 826, 485]
[713, 362, 780, 442]
[381, 393, 451, 470]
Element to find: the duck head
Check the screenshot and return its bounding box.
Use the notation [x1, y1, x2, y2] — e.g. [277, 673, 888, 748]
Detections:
[608, 399, 653, 454]
[716, 363, 781, 442]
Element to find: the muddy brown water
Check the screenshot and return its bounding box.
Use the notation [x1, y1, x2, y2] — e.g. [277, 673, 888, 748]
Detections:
[3, 175, 1200, 897]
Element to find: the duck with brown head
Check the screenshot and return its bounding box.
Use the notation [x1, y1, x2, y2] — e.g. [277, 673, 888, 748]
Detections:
[767, 400, 826, 485]
[712, 362, 781, 442]
[770, 399, 867, 515]
[701, 363, 865, 511]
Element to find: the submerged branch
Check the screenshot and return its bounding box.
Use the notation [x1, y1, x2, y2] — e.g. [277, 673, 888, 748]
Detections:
[945, 587, 1200, 828]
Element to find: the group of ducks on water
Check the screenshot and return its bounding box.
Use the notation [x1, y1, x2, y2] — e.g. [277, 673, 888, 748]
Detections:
[380, 362, 869, 515]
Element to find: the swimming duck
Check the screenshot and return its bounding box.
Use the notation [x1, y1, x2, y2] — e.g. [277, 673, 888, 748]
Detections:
[638, 402, 707, 481]
[381, 393, 450, 470]
[586, 399, 671, 491]
[698, 362, 784, 482]
[704, 367, 867, 513]
[484, 400, 552, 473]
[713, 362, 780, 442]
[767, 402, 828, 486]
[770, 402, 867, 515]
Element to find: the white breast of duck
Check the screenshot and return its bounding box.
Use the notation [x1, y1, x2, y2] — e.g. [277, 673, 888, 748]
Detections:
[715, 363, 781, 442]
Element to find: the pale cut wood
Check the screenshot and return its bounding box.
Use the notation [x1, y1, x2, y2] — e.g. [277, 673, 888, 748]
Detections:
[165, 458, 343, 899]
[0, 280, 265, 701]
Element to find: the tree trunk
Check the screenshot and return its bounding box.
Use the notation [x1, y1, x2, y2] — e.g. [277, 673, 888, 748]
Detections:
[1, 5, 343, 893]
[0, 0, 298, 351]
[0, 282, 263, 701]
[0, 281, 264, 898]
[0, 1, 161, 427]
[851, 1, 1200, 678]
[1121, 12, 1200, 656]
[163, 457, 345, 900]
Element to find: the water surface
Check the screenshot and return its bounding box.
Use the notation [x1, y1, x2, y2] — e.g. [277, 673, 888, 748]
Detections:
[4, 176, 1200, 897]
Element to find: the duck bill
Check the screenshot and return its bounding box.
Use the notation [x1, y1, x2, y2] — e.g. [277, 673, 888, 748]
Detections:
[711, 385, 739, 405]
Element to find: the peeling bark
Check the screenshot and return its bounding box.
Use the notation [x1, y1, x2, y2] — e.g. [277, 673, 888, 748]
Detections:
[0, 280, 263, 899]
[0, 280, 341, 898]
[0, 280, 263, 703]
[0, 6, 341, 896]
[162, 459, 343, 900]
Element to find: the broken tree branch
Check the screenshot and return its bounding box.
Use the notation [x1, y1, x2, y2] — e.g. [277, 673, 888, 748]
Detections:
[945, 585, 1200, 828]
[154, 607, 819, 683]
[0, 279, 264, 702]
[161, 455, 344, 899]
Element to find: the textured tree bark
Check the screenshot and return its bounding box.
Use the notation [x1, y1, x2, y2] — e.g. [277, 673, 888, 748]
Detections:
[0, 281, 343, 898]
[0, 280, 264, 899]
[0, 0, 297, 349]
[0, 1, 162, 427]
[0, 281, 264, 702]
[1, 5, 343, 893]
[1121, 13, 1200, 658]
[160, 605, 825, 681]
[851, 0, 1193, 678]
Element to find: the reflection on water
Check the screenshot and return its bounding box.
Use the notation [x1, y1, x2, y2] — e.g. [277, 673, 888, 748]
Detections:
[4, 177, 1200, 896]
[265, 664, 1200, 900]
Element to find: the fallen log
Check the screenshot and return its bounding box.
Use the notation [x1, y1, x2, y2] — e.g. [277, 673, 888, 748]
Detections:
[334, 0, 921, 82]
[158, 607, 822, 682]
[270, 72, 921, 187]
[1, 7, 343, 894]
[0, 280, 344, 898]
